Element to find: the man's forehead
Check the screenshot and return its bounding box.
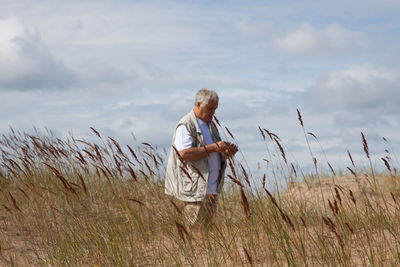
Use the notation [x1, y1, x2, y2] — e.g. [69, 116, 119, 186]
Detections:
[206, 99, 218, 106]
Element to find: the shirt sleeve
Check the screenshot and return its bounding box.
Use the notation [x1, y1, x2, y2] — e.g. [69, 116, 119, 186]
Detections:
[174, 125, 193, 151]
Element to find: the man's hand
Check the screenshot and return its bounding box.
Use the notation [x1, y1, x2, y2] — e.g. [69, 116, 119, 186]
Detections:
[215, 141, 238, 158]
[225, 142, 238, 158]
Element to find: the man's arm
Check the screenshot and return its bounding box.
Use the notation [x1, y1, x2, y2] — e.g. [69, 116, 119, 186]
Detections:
[178, 142, 222, 161]
[174, 124, 238, 161]
[178, 141, 237, 161]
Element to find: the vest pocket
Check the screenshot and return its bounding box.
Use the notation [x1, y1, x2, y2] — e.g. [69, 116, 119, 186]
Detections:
[182, 177, 193, 192]
[179, 167, 198, 195]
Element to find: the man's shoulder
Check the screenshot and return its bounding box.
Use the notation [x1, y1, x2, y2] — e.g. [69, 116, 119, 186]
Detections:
[176, 111, 197, 133]
[177, 111, 195, 125]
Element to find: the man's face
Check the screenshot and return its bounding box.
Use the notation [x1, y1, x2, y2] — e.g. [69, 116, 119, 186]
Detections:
[195, 99, 218, 122]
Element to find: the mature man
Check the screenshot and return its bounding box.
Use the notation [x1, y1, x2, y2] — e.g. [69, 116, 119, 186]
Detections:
[165, 88, 238, 225]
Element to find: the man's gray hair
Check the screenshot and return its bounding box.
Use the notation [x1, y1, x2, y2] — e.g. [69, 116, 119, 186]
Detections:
[195, 88, 219, 105]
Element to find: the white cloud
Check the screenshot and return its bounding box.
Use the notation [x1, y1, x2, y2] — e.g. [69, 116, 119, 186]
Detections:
[273, 23, 373, 56]
[297, 66, 400, 165]
[0, 17, 75, 90]
[304, 67, 400, 116]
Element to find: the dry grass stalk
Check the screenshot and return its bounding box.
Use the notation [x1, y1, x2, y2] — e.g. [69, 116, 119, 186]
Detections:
[243, 246, 253, 267]
[322, 216, 344, 249]
[240, 164, 251, 187]
[361, 132, 369, 159]
[347, 167, 356, 177]
[128, 198, 145, 206]
[262, 173, 266, 189]
[77, 173, 88, 195]
[347, 150, 355, 167]
[263, 128, 280, 141]
[109, 137, 125, 156]
[390, 192, 397, 204]
[175, 221, 190, 244]
[90, 127, 102, 139]
[138, 170, 149, 180]
[297, 108, 303, 127]
[307, 132, 316, 138]
[143, 159, 155, 176]
[152, 154, 159, 169]
[381, 157, 391, 173]
[225, 127, 235, 139]
[8, 192, 21, 212]
[17, 187, 30, 200]
[227, 174, 244, 187]
[228, 158, 237, 178]
[179, 166, 192, 181]
[172, 145, 185, 165]
[127, 164, 138, 181]
[76, 151, 87, 165]
[141, 142, 152, 148]
[349, 190, 356, 205]
[264, 188, 295, 230]
[274, 138, 287, 163]
[213, 115, 221, 127]
[334, 187, 342, 206]
[290, 163, 297, 177]
[328, 162, 336, 176]
[189, 163, 205, 181]
[127, 145, 140, 163]
[361, 132, 377, 191]
[258, 126, 266, 140]
[170, 199, 182, 215]
[300, 216, 307, 228]
[328, 199, 339, 215]
[43, 163, 76, 194]
[345, 222, 354, 234]
[240, 187, 251, 219]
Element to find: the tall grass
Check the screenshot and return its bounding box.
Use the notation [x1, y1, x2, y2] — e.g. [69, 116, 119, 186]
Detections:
[0, 114, 399, 266]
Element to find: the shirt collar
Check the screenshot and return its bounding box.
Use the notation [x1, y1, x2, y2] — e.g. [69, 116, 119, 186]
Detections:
[196, 117, 207, 127]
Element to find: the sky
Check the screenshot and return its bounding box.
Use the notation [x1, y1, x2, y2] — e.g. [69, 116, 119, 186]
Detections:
[1, 0, 400, 175]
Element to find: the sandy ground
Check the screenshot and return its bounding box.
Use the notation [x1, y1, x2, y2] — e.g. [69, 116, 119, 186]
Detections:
[284, 174, 400, 207]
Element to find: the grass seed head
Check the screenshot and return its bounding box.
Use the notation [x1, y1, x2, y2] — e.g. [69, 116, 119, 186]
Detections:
[297, 109, 304, 127]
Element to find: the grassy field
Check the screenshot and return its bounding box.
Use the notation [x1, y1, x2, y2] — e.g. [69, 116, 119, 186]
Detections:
[1, 116, 400, 266]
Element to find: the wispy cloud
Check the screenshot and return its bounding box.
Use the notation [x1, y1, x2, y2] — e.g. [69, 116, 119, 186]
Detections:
[304, 67, 400, 117]
[273, 23, 373, 56]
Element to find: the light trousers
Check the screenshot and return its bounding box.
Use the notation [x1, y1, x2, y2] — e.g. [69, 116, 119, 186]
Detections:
[183, 194, 218, 226]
